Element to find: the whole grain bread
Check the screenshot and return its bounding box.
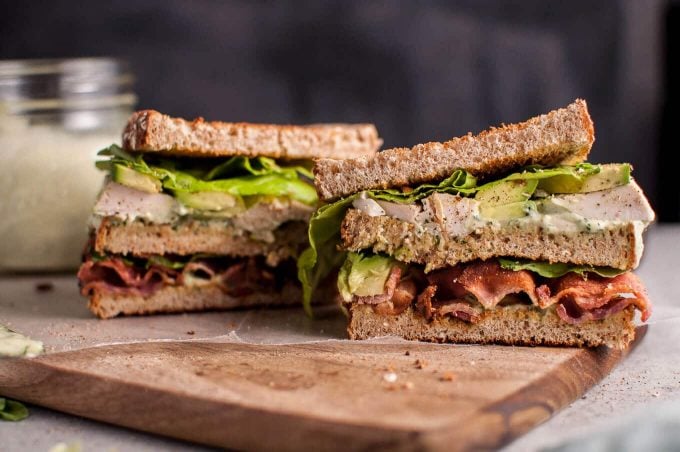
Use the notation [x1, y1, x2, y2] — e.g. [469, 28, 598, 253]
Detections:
[348, 304, 636, 349]
[340, 208, 641, 271]
[88, 281, 301, 319]
[122, 110, 382, 160]
[94, 219, 307, 266]
[314, 99, 594, 201]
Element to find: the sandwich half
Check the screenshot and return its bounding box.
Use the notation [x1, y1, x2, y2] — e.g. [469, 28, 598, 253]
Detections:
[299, 99, 654, 348]
[78, 111, 381, 318]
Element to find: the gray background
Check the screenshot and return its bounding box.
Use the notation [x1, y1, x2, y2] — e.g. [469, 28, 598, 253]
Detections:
[1, 0, 676, 219]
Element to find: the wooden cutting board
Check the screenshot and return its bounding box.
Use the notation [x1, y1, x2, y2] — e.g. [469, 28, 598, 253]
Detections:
[0, 332, 642, 451]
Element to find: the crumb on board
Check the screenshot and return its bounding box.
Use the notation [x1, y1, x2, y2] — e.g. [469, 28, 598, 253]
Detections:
[35, 282, 54, 292]
[440, 372, 456, 382]
[414, 359, 428, 369]
[383, 372, 398, 383]
[186, 331, 195, 335]
[384, 381, 414, 391]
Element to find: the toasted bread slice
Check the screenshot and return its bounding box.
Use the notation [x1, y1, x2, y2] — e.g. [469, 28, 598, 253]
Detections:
[88, 281, 302, 319]
[348, 304, 636, 349]
[122, 110, 382, 160]
[315, 99, 594, 201]
[340, 208, 642, 271]
[94, 218, 307, 266]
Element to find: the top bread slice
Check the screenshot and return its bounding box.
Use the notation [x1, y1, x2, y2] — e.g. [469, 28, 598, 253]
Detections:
[314, 99, 594, 201]
[122, 110, 383, 160]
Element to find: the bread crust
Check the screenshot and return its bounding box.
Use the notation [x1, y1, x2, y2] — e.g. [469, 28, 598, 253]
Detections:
[122, 110, 382, 160]
[314, 99, 594, 201]
[94, 218, 307, 266]
[348, 304, 636, 349]
[88, 282, 301, 319]
[340, 209, 640, 271]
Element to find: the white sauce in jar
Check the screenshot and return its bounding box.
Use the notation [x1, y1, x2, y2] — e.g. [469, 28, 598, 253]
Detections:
[0, 111, 120, 271]
[0, 58, 135, 272]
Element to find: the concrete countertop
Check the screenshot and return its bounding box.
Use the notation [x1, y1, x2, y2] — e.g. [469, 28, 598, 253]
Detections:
[1, 225, 679, 451]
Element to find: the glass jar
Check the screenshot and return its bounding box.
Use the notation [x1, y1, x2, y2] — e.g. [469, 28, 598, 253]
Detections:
[0, 58, 136, 272]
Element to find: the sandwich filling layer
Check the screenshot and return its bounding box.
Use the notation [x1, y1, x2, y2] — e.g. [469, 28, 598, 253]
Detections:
[337, 253, 650, 326]
[298, 163, 654, 314]
[93, 143, 316, 225]
[351, 180, 652, 252]
[89, 144, 317, 256]
[80, 144, 319, 317]
[79, 252, 297, 299]
[92, 181, 314, 246]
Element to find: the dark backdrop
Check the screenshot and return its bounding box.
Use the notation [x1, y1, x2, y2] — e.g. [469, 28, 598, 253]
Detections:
[2, 0, 676, 219]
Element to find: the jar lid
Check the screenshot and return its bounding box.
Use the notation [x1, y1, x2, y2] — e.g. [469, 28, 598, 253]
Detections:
[0, 58, 136, 113]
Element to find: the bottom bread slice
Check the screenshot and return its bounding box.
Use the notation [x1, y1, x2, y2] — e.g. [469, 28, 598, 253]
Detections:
[89, 283, 301, 319]
[348, 304, 636, 349]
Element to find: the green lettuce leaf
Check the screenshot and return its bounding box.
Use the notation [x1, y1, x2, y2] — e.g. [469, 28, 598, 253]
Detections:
[498, 258, 626, 278]
[370, 169, 478, 203]
[203, 155, 314, 180]
[96, 145, 317, 206]
[298, 196, 356, 316]
[0, 397, 29, 422]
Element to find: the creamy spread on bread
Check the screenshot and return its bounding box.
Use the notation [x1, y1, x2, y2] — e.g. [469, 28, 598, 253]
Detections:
[92, 181, 314, 238]
[353, 180, 653, 234]
[352, 180, 654, 268]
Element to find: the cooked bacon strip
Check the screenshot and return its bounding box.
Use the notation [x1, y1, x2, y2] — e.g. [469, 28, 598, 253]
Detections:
[360, 259, 651, 325]
[424, 267, 467, 300]
[182, 261, 216, 281]
[78, 255, 284, 298]
[353, 266, 418, 315]
[78, 259, 178, 296]
[416, 284, 481, 322]
[186, 258, 278, 297]
[426, 261, 537, 309]
[556, 297, 638, 324]
[452, 261, 538, 308]
[373, 278, 417, 315]
[416, 285, 437, 320]
[539, 272, 651, 323]
[437, 302, 482, 323]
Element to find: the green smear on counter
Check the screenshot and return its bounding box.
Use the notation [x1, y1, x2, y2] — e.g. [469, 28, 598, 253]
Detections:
[49, 442, 82, 452]
[0, 325, 43, 421]
[0, 397, 29, 421]
[0, 325, 43, 358]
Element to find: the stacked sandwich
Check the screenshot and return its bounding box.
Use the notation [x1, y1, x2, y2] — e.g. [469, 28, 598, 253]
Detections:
[78, 110, 381, 318]
[301, 99, 654, 348]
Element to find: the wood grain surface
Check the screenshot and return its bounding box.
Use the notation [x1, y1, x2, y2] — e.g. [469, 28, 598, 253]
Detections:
[0, 330, 643, 451]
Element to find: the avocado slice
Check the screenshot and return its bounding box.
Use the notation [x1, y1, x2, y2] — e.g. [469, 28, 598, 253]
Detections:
[480, 201, 533, 220]
[475, 179, 537, 220]
[538, 163, 630, 194]
[338, 253, 395, 301]
[112, 164, 162, 193]
[475, 179, 538, 206]
[175, 191, 245, 216]
[579, 163, 631, 192]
